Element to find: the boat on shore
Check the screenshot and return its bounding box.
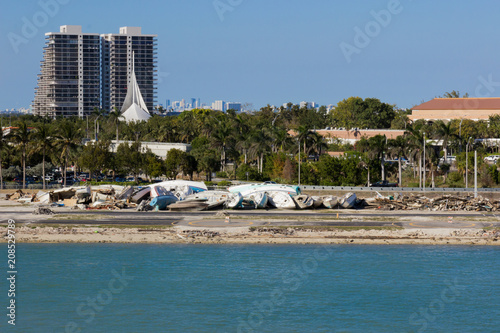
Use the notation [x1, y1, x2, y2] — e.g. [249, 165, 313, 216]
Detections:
[150, 180, 207, 198]
[243, 192, 269, 209]
[311, 196, 323, 209]
[294, 195, 314, 209]
[148, 186, 178, 210]
[184, 190, 232, 210]
[226, 192, 244, 209]
[168, 200, 209, 211]
[339, 192, 357, 209]
[228, 183, 300, 197]
[322, 196, 338, 209]
[267, 191, 296, 209]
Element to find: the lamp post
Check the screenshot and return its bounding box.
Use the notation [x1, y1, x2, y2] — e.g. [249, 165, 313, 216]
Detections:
[94, 115, 101, 142]
[459, 115, 469, 153]
[423, 132, 426, 191]
[466, 137, 472, 189]
[474, 150, 478, 198]
[298, 138, 301, 186]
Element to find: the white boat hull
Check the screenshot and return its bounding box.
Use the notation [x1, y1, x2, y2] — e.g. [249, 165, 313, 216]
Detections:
[267, 191, 296, 209]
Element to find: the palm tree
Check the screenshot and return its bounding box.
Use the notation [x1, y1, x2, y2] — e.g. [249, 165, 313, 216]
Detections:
[387, 136, 407, 187]
[0, 134, 7, 190]
[10, 122, 31, 189]
[108, 107, 122, 142]
[435, 121, 456, 162]
[405, 124, 425, 185]
[31, 124, 53, 190]
[248, 130, 271, 174]
[296, 125, 311, 155]
[307, 131, 328, 161]
[56, 122, 82, 187]
[210, 118, 234, 172]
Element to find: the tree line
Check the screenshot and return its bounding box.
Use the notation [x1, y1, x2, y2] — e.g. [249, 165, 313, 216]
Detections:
[2, 98, 500, 189]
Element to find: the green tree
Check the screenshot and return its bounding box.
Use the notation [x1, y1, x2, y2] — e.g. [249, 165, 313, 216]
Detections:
[56, 121, 82, 187]
[108, 107, 122, 142]
[434, 120, 456, 162]
[116, 141, 144, 182]
[30, 123, 53, 189]
[165, 149, 186, 179]
[78, 141, 112, 181]
[10, 121, 31, 189]
[0, 134, 7, 189]
[387, 136, 407, 187]
[143, 150, 165, 181]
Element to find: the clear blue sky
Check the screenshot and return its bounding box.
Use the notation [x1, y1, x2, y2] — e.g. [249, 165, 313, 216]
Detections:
[1, 0, 500, 110]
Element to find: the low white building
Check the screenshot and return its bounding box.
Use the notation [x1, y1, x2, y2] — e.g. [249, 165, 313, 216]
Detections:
[88, 140, 191, 159]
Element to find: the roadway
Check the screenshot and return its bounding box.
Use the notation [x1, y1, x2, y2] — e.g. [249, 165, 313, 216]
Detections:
[7, 209, 500, 229]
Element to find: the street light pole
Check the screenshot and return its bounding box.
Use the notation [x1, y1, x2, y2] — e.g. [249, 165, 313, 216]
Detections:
[423, 132, 426, 191]
[298, 139, 301, 186]
[474, 150, 478, 198]
[94, 115, 101, 142]
[466, 137, 472, 189]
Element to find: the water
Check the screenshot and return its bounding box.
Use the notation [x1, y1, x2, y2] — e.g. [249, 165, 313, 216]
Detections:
[2, 244, 499, 332]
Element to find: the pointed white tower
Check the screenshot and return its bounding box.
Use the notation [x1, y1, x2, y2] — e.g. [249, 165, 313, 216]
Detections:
[121, 52, 151, 123]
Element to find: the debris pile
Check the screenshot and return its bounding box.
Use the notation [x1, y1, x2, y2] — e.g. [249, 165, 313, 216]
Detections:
[250, 227, 295, 236]
[33, 207, 55, 215]
[4, 185, 144, 210]
[372, 194, 500, 211]
[181, 230, 221, 238]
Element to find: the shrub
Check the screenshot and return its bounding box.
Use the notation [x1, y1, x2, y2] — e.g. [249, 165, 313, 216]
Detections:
[217, 180, 232, 187]
[216, 171, 228, 178]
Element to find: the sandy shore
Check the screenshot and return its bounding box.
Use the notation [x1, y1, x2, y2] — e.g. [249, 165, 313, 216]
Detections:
[1, 225, 499, 246]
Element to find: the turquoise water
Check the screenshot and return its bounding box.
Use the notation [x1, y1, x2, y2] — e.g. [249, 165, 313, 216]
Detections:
[2, 244, 499, 332]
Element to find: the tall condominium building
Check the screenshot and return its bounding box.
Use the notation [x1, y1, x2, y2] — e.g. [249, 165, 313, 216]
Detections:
[101, 27, 157, 113]
[33, 25, 157, 118]
[32, 25, 101, 117]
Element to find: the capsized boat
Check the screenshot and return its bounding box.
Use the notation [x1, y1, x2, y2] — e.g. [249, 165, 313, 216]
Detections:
[267, 191, 296, 210]
[226, 192, 244, 209]
[339, 192, 357, 209]
[116, 186, 134, 200]
[294, 194, 314, 209]
[311, 196, 323, 209]
[150, 180, 207, 198]
[168, 201, 209, 211]
[184, 190, 232, 210]
[228, 183, 301, 197]
[322, 196, 338, 209]
[244, 191, 269, 209]
[130, 187, 151, 204]
[148, 186, 178, 210]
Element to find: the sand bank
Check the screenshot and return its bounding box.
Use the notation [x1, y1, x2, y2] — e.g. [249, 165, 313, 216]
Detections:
[2, 225, 499, 246]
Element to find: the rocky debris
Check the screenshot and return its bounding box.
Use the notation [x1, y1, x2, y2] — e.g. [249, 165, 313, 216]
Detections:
[250, 227, 295, 236]
[181, 230, 220, 238]
[373, 194, 500, 211]
[33, 207, 55, 215]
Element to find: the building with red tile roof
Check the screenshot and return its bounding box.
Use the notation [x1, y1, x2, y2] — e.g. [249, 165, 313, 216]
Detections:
[409, 98, 500, 121]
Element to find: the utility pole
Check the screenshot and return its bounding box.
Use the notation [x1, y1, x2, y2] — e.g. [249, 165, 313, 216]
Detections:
[423, 132, 426, 191]
[298, 139, 301, 186]
[474, 150, 478, 198]
[466, 137, 472, 189]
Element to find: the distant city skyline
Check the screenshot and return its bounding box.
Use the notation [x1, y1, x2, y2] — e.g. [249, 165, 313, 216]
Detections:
[2, 1, 500, 111]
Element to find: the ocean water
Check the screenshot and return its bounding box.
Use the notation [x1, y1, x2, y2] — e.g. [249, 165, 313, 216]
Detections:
[2, 244, 499, 333]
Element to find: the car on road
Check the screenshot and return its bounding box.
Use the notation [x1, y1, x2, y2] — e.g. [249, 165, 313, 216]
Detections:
[484, 155, 500, 163]
[370, 180, 398, 187]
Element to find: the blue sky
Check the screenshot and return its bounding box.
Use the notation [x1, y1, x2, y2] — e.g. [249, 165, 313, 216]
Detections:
[1, 0, 500, 110]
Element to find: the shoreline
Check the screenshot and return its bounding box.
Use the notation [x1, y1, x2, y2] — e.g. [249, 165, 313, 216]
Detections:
[2, 225, 499, 246]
